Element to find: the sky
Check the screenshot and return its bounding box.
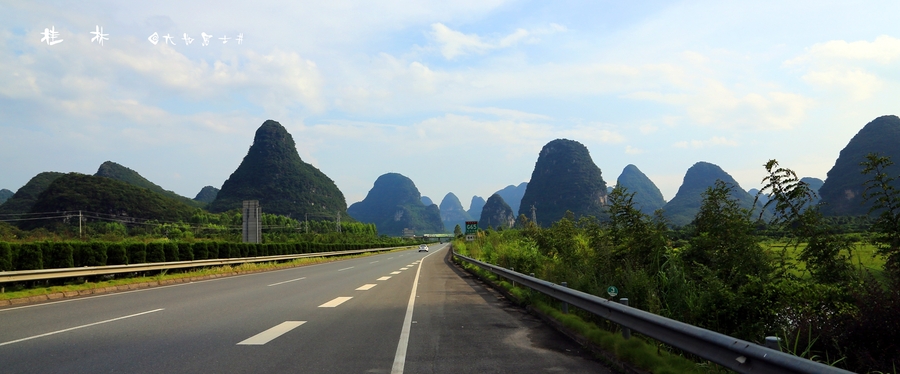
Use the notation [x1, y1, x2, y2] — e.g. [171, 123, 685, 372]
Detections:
[2, 1, 900, 212]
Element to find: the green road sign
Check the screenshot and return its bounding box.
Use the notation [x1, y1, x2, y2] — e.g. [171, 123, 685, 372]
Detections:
[606, 286, 618, 298]
[465, 221, 478, 234]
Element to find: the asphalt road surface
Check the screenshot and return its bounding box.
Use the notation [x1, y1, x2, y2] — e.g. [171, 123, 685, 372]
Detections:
[0, 244, 610, 373]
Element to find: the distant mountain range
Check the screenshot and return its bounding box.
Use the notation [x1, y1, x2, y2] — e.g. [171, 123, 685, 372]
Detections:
[820, 115, 900, 216]
[193, 186, 220, 204]
[663, 162, 763, 227]
[467, 196, 486, 220]
[480, 193, 515, 229]
[96, 161, 204, 208]
[20, 173, 197, 229]
[615, 164, 666, 215]
[0, 172, 65, 216]
[0, 189, 14, 205]
[208, 120, 348, 219]
[519, 139, 608, 226]
[347, 173, 443, 236]
[5, 115, 900, 234]
[439, 193, 471, 233]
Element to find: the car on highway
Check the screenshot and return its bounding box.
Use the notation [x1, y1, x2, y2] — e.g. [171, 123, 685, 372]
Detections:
[418, 244, 429, 252]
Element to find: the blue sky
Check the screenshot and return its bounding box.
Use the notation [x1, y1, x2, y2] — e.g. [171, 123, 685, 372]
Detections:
[2, 1, 900, 211]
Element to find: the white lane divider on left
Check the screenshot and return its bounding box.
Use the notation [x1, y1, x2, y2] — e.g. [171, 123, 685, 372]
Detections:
[319, 297, 353, 308]
[237, 321, 306, 345]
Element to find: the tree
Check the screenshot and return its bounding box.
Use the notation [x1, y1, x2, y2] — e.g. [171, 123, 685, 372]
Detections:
[453, 224, 462, 238]
[861, 153, 900, 277]
[684, 180, 769, 289]
[759, 159, 854, 285]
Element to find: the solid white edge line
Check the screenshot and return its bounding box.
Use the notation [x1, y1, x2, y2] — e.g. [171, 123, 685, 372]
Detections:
[391, 249, 435, 374]
[267, 277, 306, 287]
[338, 266, 355, 271]
[0, 308, 165, 347]
[237, 321, 306, 345]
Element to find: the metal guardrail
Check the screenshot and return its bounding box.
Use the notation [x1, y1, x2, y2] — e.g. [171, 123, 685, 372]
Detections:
[452, 251, 853, 374]
[0, 246, 411, 283]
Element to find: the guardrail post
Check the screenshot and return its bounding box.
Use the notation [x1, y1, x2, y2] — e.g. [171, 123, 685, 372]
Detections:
[619, 298, 631, 340]
[511, 268, 515, 288]
[560, 282, 568, 314]
[764, 336, 781, 351]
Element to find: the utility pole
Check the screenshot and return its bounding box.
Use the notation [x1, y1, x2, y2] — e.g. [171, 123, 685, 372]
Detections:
[79, 210, 83, 238]
[530, 205, 537, 225]
[305, 213, 308, 234]
[336, 212, 342, 233]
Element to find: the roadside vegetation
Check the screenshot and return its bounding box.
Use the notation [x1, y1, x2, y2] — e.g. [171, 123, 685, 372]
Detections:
[452, 157, 900, 373]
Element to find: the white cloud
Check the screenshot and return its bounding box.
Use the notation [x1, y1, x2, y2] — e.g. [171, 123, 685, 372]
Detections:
[628, 81, 814, 131]
[787, 35, 900, 65]
[625, 145, 644, 154]
[430, 22, 566, 59]
[802, 69, 882, 101]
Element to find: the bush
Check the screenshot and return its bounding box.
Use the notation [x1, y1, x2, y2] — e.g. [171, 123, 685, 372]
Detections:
[257, 244, 268, 257]
[74, 242, 107, 267]
[193, 242, 208, 260]
[177, 242, 193, 261]
[229, 243, 242, 258]
[43, 242, 74, 269]
[163, 242, 178, 262]
[206, 242, 219, 259]
[126, 243, 146, 264]
[106, 243, 127, 265]
[146, 242, 166, 263]
[0, 242, 12, 271]
[15, 243, 43, 270]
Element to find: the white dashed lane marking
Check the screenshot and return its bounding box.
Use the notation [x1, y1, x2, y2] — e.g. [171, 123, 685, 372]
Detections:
[0, 309, 164, 347]
[338, 267, 355, 272]
[267, 277, 306, 287]
[356, 284, 377, 291]
[237, 321, 306, 345]
[390, 271, 401, 275]
[319, 297, 353, 308]
[377, 276, 391, 281]
[400, 268, 408, 270]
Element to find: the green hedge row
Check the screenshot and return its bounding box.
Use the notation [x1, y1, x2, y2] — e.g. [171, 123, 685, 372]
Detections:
[0, 241, 400, 272]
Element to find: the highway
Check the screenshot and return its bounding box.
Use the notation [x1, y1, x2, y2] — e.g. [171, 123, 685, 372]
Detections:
[0, 244, 610, 373]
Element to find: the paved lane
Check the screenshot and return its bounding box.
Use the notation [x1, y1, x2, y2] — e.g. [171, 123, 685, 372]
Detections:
[0, 244, 608, 373]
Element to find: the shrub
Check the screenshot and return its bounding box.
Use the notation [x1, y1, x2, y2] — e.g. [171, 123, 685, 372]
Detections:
[0, 242, 12, 271]
[74, 242, 107, 267]
[229, 243, 242, 258]
[15, 243, 43, 270]
[177, 242, 193, 261]
[163, 242, 179, 262]
[106, 243, 127, 265]
[193, 242, 208, 260]
[126, 243, 146, 264]
[257, 244, 268, 257]
[43, 242, 74, 269]
[146, 242, 166, 263]
[206, 242, 219, 259]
